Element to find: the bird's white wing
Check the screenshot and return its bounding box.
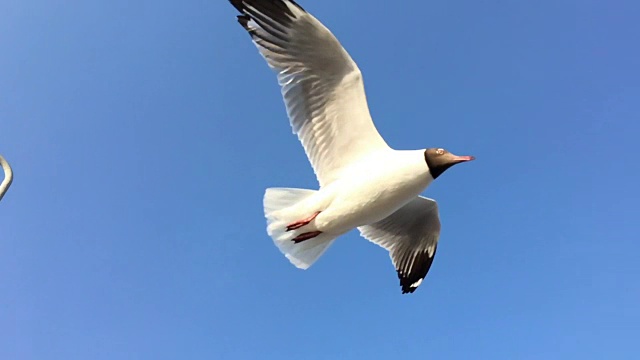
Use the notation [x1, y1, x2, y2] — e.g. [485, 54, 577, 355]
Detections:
[230, 0, 389, 186]
[358, 196, 441, 294]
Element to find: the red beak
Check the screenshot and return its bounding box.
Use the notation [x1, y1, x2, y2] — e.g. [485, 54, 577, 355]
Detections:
[453, 155, 475, 162]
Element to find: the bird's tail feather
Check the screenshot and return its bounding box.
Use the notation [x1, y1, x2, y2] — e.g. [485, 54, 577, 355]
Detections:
[263, 187, 336, 269]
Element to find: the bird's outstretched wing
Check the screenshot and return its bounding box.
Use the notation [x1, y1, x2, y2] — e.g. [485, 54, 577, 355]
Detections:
[229, 0, 389, 186]
[358, 196, 441, 294]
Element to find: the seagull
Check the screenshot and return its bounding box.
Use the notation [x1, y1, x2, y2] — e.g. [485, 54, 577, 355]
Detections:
[228, 0, 474, 293]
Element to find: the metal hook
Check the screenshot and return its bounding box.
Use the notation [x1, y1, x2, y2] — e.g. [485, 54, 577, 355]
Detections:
[0, 155, 13, 202]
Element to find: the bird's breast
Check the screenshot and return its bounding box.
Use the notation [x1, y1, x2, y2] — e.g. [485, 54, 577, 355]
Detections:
[315, 152, 432, 233]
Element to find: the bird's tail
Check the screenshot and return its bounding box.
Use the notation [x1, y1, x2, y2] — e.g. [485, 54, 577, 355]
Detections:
[263, 187, 337, 269]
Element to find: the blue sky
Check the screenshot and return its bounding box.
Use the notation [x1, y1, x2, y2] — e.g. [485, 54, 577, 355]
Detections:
[1, 0, 639, 358]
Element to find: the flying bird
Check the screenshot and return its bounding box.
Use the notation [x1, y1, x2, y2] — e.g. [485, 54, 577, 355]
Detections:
[228, 0, 474, 293]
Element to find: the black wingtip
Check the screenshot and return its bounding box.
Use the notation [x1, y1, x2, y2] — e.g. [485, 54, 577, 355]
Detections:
[229, 0, 308, 38]
[229, 0, 307, 17]
[395, 246, 438, 294]
[229, 0, 244, 14]
[237, 15, 251, 30]
[399, 276, 422, 294]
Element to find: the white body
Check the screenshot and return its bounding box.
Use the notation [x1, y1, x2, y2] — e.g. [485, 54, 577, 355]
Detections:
[286, 150, 432, 235]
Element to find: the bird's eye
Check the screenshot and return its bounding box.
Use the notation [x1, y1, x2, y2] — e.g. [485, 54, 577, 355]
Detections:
[436, 148, 445, 155]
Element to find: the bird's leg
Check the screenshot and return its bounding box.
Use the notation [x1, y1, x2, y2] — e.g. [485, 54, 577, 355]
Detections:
[286, 211, 321, 231]
[292, 231, 322, 243]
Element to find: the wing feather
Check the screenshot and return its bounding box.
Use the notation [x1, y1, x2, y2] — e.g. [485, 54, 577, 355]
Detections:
[230, 0, 389, 186]
[358, 197, 441, 294]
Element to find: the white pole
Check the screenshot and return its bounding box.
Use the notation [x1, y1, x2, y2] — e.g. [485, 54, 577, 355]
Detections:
[0, 155, 13, 201]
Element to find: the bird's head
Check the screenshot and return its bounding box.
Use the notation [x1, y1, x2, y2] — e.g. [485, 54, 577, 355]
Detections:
[424, 148, 475, 179]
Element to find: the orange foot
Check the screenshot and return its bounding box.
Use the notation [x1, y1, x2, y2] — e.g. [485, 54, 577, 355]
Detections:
[292, 231, 322, 243]
[286, 211, 321, 231]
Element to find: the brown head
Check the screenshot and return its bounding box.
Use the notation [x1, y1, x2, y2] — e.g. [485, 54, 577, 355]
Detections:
[424, 148, 475, 179]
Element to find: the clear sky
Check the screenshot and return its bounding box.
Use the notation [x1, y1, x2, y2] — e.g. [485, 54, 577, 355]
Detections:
[1, 0, 639, 358]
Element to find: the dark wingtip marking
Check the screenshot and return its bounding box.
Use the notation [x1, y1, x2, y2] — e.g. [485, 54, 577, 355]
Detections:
[401, 282, 420, 294]
[399, 272, 423, 294]
[230, 0, 307, 17]
[237, 15, 251, 30]
[396, 247, 438, 294]
[229, 0, 303, 34]
[229, 0, 244, 13]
